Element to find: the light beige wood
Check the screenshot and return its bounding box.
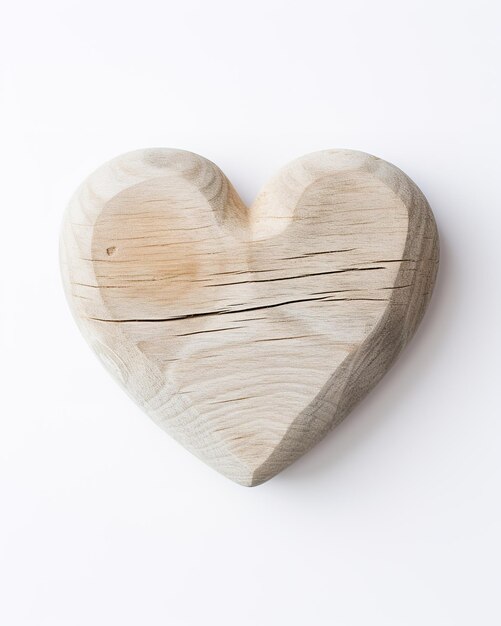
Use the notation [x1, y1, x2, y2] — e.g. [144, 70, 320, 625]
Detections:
[60, 148, 439, 486]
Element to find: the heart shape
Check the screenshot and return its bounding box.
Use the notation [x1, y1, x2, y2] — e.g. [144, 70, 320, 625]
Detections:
[60, 148, 439, 486]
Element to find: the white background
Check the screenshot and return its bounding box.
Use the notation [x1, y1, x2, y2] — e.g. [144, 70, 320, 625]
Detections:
[1, 1, 500, 624]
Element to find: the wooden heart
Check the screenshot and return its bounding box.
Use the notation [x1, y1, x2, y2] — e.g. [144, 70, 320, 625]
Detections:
[60, 149, 439, 486]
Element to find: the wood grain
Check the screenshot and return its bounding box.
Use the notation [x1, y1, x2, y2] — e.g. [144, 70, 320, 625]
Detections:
[60, 148, 439, 486]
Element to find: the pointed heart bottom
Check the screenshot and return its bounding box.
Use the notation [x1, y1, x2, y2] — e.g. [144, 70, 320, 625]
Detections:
[61, 149, 438, 486]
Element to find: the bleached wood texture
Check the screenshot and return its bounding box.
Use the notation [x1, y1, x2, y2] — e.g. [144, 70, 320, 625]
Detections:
[60, 148, 439, 486]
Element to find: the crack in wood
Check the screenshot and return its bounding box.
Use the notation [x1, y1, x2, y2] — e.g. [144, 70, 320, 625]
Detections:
[88, 294, 389, 324]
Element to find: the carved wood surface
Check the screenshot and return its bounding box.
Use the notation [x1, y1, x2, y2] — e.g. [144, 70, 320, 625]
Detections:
[60, 149, 439, 486]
